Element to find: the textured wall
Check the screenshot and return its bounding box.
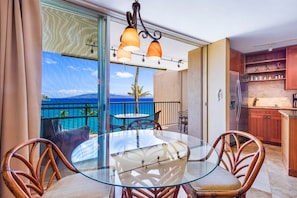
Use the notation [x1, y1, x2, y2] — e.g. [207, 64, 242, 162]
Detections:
[248, 80, 297, 107]
[42, 6, 98, 60]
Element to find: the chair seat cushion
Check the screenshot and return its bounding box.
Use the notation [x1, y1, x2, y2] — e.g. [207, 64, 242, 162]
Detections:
[189, 166, 241, 191]
[42, 173, 111, 198]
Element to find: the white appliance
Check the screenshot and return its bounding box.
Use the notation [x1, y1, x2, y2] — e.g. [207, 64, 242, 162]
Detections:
[229, 71, 248, 131]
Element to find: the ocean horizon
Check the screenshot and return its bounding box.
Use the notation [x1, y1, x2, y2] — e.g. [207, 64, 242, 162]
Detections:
[41, 96, 154, 133]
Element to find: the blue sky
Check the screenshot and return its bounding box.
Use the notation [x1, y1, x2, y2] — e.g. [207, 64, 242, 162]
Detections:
[42, 52, 155, 98]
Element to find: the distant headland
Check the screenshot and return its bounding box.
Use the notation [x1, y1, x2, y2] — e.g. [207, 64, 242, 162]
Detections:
[69, 93, 152, 99]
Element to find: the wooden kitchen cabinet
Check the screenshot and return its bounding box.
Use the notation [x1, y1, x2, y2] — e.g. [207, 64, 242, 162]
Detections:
[230, 49, 244, 73]
[245, 49, 286, 82]
[286, 45, 297, 89]
[249, 108, 281, 145]
[280, 110, 297, 177]
[248, 109, 265, 142]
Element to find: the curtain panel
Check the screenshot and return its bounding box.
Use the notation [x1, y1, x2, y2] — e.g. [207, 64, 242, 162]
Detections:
[0, 0, 42, 197]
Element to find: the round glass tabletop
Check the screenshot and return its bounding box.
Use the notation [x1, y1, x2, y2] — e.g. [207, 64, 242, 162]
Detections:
[71, 130, 219, 188]
[114, 113, 150, 119]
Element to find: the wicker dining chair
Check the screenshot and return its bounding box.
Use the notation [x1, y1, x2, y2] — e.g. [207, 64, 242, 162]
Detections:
[1, 138, 113, 198]
[182, 130, 265, 198]
[117, 141, 190, 198]
[127, 119, 162, 130]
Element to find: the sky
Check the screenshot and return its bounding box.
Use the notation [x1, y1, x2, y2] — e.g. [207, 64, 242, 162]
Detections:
[42, 51, 155, 98]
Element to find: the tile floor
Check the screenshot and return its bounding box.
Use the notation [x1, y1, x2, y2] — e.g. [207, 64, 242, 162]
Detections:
[246, 144, 297, 198]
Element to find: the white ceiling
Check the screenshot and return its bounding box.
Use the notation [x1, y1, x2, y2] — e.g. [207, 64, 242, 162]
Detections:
[70, 0, 297, 70]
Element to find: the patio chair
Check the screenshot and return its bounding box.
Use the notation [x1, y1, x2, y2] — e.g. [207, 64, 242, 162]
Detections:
[1, 138, 113, 198]
[40, 118, 89, 163]
[182, 130, 265, 197]
[127, 119, 162, 130]
[153, 110, 161, 122]
[178, 110, 188, 134]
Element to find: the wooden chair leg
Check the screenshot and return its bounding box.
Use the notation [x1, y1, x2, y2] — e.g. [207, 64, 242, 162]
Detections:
[121, 186, 180, 198]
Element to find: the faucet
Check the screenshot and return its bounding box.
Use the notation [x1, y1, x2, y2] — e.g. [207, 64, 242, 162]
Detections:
[253, 97, 259, 107]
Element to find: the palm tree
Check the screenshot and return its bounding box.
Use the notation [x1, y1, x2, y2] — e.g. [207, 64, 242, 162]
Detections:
[80, 104, 97, 125]
[128, 67, 151, 113]
[59, 110, 69, 117]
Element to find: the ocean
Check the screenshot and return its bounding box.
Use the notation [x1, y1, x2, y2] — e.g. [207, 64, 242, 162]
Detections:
[41, 97, 154, 132]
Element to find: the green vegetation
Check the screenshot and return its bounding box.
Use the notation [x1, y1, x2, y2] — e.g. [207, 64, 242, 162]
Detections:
[59, 110, 69, 117]
[42, 94, 49, 100]
[80, 104, 97, 125]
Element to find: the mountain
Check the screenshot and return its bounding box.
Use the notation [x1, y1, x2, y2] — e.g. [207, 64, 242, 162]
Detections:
[69, 93, 133, 99]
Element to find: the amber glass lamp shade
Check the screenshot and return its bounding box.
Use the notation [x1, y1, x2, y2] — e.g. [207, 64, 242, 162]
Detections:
[117, 44, 132, 63]
[147, 40, 162, 60]
[121, 26, 140, 52]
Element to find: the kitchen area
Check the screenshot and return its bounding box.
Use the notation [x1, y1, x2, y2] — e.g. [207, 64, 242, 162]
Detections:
[230, 45, 297, 177]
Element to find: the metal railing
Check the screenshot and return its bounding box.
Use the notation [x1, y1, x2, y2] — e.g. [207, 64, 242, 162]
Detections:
[41, 101, 181, 133]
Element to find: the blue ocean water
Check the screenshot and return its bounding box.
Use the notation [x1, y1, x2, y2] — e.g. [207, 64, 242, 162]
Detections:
[41, 97, 154, 132]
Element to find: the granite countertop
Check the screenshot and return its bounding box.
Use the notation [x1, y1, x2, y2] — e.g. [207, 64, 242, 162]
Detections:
[278, 110, 297, 118]
[248, 106, 297, 110]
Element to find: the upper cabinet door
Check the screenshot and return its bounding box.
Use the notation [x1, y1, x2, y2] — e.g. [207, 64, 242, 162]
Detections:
[230, 49, 244, 73]
[286, 46, 297, 90]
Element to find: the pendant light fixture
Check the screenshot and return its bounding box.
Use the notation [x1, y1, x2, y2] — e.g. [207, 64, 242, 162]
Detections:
[119, 0, 162, 60]
[117, 43, 132, 63]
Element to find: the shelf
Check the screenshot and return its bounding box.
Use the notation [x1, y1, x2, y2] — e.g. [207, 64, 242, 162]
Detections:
[246, 68, 286, 75]
[246, 58, 286, 66]
[248, 78, 286, 82]
[245, 49, 287, 83]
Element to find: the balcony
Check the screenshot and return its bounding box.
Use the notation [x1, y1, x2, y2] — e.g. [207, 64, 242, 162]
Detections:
[41, 100, 182, 133]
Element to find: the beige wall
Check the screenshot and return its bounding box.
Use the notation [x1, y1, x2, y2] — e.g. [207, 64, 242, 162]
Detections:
[187, 48, 203, 137]
[154, 70, 181, 102]
[154, 70, 183, 125]
[207, 39, 229, 144]
[154, 39, 231, 143]
[181, 70, 188, 111]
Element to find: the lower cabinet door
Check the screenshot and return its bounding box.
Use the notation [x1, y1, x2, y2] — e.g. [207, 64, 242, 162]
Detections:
[249, 109, 281, 145]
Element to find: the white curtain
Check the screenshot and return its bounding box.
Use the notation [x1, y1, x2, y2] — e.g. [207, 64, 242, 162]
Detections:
[0, 0, 42, 197]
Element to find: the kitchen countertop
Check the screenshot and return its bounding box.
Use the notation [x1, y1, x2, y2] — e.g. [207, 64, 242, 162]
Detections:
[249, 106, 297, 110]
[278, 110, 297, 118]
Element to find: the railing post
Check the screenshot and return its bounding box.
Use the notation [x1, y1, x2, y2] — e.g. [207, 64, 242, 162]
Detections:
[123, 103, 127, 126]
[84, 104, 88, 126]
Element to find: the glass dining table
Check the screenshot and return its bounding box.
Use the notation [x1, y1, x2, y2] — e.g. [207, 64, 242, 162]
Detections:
[71, 130, 219, 197]
[114, 113, 150, 129]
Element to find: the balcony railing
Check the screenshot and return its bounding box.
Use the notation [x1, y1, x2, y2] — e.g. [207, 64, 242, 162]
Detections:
[41, 101, 181, 133]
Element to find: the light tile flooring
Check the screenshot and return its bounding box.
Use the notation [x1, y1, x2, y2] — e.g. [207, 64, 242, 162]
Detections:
[246, 144, 297, 198]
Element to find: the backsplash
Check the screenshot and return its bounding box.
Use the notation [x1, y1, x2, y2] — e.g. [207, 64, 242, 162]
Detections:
[248, 80, 297, 107]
